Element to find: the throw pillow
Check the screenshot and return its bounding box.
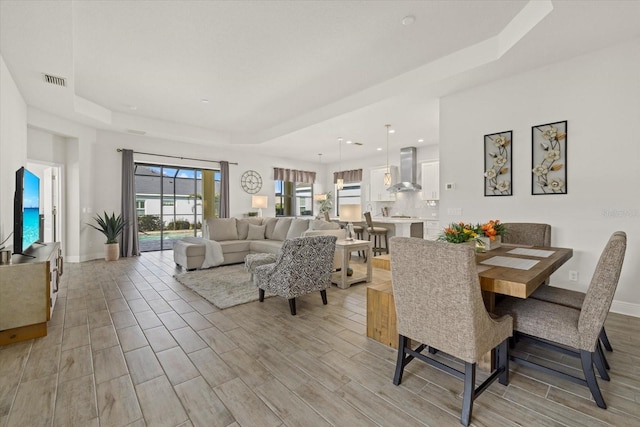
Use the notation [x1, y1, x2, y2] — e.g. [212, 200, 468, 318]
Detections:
[272, 218, 292, 241]
[236, 218, 263, 240]
[286, 219, 309, 239]
[247, 224, 266, 240]
[263, 217, 279, 239]
[208, 218, 238, 241]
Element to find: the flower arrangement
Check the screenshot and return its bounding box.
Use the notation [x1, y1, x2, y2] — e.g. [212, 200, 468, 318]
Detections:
[478, 219, 506, 241]
[438, 222, 479, 243]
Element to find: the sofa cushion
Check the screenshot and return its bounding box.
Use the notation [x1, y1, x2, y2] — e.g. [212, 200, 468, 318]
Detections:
[207, 218, 238, 241]
[249, 240, 283, 254]
[286, 219, 310, 239]
[237, 218, 263, 240]
[219, 240, 252, 254]
[247, 224, 266, 240]
[264, 218, 279, 239]
[309, 219, 340, 231]
[272, 218, 292, 241]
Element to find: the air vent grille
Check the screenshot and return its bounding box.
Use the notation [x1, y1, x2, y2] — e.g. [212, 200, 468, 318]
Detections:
[43, 74, 67, 87]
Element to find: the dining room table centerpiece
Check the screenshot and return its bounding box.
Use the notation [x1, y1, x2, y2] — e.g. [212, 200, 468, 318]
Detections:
[476, 219, 506, 251]
[438, 222, 481, 247]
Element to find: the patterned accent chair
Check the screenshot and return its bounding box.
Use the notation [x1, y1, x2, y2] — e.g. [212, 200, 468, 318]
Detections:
[254, 235, 337, 315]
[495, 231, 626, 409]
[389, 237, 513, 427]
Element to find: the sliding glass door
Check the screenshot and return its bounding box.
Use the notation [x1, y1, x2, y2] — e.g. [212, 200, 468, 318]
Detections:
[135, 164, 219, 252]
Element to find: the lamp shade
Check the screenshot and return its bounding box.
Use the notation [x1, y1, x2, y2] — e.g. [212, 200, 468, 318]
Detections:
[252, 195, 268, 209]
[340, 204, 362, 223]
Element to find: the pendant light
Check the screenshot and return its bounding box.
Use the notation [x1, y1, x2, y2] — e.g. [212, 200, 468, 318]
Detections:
[336, 138, 344, 190]
[384, 124, 392, 186]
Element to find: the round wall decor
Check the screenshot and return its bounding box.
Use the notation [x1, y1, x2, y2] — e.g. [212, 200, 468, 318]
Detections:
[240, 170, 262, 194]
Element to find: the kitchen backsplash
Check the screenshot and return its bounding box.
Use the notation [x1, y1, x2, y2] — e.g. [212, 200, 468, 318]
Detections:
[367, 192, 439, 219]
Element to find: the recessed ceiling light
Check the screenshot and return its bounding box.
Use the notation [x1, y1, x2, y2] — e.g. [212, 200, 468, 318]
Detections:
[125, 104, 137, 111]
[418, 138, 424, 142]
[201, 99, 209, 104]
[388, 129, 396, 134]
[346, 140, 353, 144]
[377, 147, 382, 151]
[402, 15, 416, 26]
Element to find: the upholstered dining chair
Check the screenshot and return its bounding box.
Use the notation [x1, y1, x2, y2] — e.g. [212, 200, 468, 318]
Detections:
[494, 231, 626, 409]
[364, 211, 388, 256]
[502, 223, 552, 288]
[501, 222, 551, 247]
[253, 235, 337, 315]
[389, 237, 513, 427]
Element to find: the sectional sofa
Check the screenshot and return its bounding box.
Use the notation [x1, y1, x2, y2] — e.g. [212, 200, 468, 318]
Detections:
[173, 216, 341, 270]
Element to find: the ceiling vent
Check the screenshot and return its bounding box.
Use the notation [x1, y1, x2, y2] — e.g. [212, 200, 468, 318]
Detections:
[42, 73, 67, 87]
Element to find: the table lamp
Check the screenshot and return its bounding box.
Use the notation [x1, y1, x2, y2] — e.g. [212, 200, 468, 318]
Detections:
[340, 204, 362, 241]
[252, 195, 268, 217]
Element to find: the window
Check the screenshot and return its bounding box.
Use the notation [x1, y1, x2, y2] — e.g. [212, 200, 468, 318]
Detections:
[336, 183, 361, 216]
[275, 181, 314, 217]
[136, 200, 146, 216]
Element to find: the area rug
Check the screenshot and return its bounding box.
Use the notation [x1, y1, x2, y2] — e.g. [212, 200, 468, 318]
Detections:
[173, 264, 270, 309]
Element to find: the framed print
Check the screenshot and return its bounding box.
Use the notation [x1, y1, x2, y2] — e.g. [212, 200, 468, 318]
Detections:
[532, 120, 567, 195]
[484, 130, 512, 196]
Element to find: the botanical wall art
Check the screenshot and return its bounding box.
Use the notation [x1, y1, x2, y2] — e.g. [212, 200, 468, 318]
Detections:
[484, 130, 512, 196]
[532, 120, 567, 195]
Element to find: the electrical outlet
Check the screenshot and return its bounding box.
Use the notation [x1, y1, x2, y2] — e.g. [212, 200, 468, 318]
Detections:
[569, 270, 578, 281]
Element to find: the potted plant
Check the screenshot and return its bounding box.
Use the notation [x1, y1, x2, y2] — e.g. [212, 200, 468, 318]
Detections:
[438, 222, 480, 245]
[476, 219, 506, 251]
[89, 212, 126, 261]
[316, 191, 334, 219]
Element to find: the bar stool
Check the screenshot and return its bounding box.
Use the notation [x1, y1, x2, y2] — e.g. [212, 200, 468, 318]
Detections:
[352, 224, 366, 260]
[364, 211, 388, 256]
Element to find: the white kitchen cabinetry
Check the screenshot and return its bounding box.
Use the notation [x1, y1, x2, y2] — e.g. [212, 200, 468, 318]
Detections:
[421, 162, 440, 201]
[424, 221, 441, 240]
[370, 166, 398, 202]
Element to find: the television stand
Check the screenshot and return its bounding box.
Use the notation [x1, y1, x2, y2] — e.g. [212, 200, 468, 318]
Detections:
[0, 242, 62, 345]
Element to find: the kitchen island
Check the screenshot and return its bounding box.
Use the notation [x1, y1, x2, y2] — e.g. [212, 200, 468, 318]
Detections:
[370, 217, 426, 238]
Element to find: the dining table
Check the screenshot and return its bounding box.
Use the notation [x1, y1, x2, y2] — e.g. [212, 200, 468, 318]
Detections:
[366, 243, 574, 368]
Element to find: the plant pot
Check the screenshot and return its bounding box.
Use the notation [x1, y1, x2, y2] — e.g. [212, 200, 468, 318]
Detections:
[104, 243, 120, 261]
[477, 235, 502, 251]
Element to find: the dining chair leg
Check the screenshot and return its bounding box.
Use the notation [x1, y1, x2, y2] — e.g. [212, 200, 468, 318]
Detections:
[288, 298, 297, 316]
[598, 340, 610, 370]
[498, 339, 509, 386]
[259, 289, 265, 302]
[600, 327, 613, 352]
[461, 362, 476, 427]
[580, 350, 607, 409]
[393, 335, 408, 385]
[320, 289, 328, 305]
[594, 344, 610, 381]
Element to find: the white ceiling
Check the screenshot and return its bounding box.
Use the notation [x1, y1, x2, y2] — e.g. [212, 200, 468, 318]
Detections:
[2, 1, 640, 163]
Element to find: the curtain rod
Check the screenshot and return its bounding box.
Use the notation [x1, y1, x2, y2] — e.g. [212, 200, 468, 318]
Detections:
[116, 148, 238, 165]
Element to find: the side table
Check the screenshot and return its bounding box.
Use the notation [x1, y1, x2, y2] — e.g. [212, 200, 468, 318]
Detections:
[331, 239, 372, 289]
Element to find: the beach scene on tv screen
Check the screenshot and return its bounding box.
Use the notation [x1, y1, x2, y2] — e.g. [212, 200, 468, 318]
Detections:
[23, 170, 40, 248]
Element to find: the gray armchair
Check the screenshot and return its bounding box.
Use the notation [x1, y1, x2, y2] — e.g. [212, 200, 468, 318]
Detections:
[389, 237, 513, 426]
[495, 231, 626, 409]
[254, 235, 337, 315]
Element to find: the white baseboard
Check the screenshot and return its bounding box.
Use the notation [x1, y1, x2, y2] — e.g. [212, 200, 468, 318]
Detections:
[610, 300, 640, 318]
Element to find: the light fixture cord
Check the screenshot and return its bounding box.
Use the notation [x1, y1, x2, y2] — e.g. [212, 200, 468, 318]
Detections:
[386, 124, 390, 173]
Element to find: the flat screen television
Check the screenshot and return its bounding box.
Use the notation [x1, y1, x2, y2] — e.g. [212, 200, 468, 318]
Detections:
[13, 167, 41, 254]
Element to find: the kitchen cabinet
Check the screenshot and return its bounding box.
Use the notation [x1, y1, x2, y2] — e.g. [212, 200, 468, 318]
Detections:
[425, 220, 441, 240]
[421, 162, 440, 200]
[370, 166, 398, 202]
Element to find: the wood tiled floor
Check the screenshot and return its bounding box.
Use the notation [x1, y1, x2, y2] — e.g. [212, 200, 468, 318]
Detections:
[1, 251, 639, 426]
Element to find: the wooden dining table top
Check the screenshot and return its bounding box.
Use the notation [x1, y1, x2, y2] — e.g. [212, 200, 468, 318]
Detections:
[476, 244, 573, 299]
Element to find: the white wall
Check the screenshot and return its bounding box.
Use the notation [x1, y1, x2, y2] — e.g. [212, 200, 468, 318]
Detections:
[0, 54, 27, 245]
[439, 38, 640, 315]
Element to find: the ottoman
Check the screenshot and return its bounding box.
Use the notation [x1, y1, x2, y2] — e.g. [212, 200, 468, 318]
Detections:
[245, 253, 278, 280]
[173, 240, 206, 270]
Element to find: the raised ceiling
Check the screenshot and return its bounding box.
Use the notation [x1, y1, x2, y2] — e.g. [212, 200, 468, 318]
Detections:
[2, 1, 640, 162]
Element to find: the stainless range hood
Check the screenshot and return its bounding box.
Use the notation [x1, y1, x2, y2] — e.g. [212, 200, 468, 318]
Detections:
[388, 147, 422, 192]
